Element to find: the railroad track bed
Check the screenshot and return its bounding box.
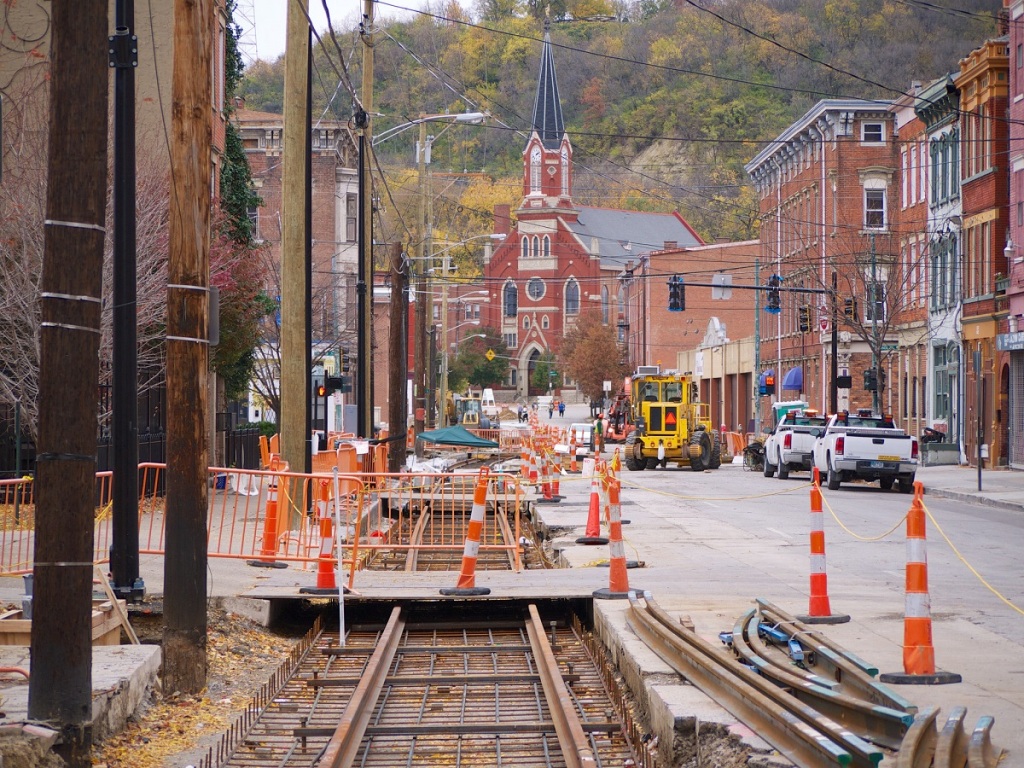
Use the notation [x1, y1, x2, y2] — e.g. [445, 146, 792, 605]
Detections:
[203, 602, 647, 768]
[626, 591, 1003, 768]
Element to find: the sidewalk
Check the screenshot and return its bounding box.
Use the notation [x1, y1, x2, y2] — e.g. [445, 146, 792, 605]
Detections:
[914, 464, 1024, 512]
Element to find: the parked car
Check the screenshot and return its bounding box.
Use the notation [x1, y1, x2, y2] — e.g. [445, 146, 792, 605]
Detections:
[811, 410, 918, 492]
[763, 405, 828, 479]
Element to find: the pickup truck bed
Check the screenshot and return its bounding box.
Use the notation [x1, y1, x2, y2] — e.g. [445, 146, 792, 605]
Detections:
[812, 414, 918, 493]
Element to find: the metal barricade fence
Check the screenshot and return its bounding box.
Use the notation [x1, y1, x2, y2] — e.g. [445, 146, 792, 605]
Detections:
[0, 464, 526, 580]
[367, 471, 525, 572]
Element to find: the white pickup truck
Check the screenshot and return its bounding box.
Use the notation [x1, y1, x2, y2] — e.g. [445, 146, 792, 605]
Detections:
[763, 406, 829, 479]
[812, 410, 918, 493]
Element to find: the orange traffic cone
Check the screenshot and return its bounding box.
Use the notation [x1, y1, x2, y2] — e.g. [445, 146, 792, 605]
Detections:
[247, 460, 288, 569]
[441, 468, 492, 596]
[569, 434, 579, 473]
[880, 483, 961, 685]
[537, 449, 561, 504]
[797, 467, 849, 624]
[576, 462, 609, 545]
[594, 476, 640, 599]
[301, 479, 340, 595]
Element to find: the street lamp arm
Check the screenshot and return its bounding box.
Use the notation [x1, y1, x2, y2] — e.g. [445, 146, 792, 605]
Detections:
[372, 111, 490, 147]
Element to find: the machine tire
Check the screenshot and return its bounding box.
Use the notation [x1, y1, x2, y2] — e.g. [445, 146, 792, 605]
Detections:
[763, 452, 776, 478]
[689, 430, 712, 472]
[709, 432, 722, 469]
[826, 459, 841, 491]
[898, 476, 914, 494]
[777, 460, 790, 480]
[648, 458, 661, 469]
[879, 477, 894, 491]
[624, 431, 644, 471]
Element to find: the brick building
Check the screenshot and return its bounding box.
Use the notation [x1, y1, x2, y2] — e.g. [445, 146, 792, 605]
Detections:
[1003, 0, 1024, 469]
[958, 39, 1011, 466]
[746, 100, 901, 420]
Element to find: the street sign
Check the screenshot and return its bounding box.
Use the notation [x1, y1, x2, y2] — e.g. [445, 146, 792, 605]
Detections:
[711, 273, 733, 300]
[603, 380, 612, 392]
[485, 349, 495, 361]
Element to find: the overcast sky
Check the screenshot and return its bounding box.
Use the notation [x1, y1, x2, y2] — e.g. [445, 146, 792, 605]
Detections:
[243, 1, 331, 62]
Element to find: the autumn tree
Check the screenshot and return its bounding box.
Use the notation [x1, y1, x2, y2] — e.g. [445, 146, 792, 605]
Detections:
[448, 326, 509, 389]
[562, 310, 631, 401]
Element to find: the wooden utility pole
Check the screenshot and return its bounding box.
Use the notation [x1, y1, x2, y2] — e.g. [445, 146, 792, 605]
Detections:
[163, 0, 213, 695]
[281, 0, 311, 473]
[28, 2, 109, 764]
[388, 243, 408, 472]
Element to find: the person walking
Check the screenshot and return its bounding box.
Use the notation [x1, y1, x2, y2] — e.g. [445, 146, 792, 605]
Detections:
[593, 413, 604, 454]
[558, 401, 565, 418]
[548, 402, 554, 419]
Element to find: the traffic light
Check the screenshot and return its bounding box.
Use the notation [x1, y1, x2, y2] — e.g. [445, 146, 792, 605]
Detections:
[667, 274, 685, 312]
[863, 368, 877, 391]
[764, 274, 782, 314]
[764, 373, 775, 395]
[326, 376, 344, 392]
[341, 346, 351, 373]
[843, 298, 858, 320]
[316, 383, 327, 397]
[798, 305, 810, 332]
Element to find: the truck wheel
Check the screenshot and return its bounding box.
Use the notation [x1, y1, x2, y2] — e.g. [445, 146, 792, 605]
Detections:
[647, 458, 661, 470]
[709, 432, 722, 469]
[898, 477, 914, 494]
[879, 477, 894, 491]
[689, 430, 712, 472]
[624, 431, 644, 471]
[763, 452, 776, 478]
[777, 459, 789, 480]
[826, 459, 841, 491]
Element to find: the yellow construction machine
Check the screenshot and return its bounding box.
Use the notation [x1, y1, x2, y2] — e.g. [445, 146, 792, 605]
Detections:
[623, 365, 720, 471]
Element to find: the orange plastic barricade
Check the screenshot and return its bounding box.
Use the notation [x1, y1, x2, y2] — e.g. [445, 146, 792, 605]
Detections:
[879, 483, 961, 685]
[441, 468, 492, 596]
[798, 467, 849, 624]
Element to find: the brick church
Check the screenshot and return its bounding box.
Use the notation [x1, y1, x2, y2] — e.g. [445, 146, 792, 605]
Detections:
[482, 21, 702, 396]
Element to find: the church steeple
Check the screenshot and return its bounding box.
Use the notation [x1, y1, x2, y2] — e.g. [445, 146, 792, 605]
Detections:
[521, 13, 573, 214]
[531, 16, 565, 150]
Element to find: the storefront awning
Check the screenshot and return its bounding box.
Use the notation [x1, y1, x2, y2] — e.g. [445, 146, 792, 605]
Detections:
[782, 366, 803, 391]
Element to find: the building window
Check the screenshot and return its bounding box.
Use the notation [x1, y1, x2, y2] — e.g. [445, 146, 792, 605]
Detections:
[523, 316, 530, 329]
[1017, 201, 1023, 228]
[465, 304, 472, 320]
[504, 332, 518, 349]
[1017, 42, 1022, 69]
[503, 281, 518, 317]
[862, 122, 884, 144]
[933, 345, 950, 421]
[532, 235, 540, 258]
[601, 285, 609, 324]
[521, 238, 529, 259]
[247, 205, 261, 242]
[542, 315, 549, 329]
[510, 368, 517, 387]
[543, 235, 551, 258]
[346, 195, 357, 242]
[865, 189, 886, 230]
[565, 279, 580, 315]
[527, 277, 545, 300]
[561, 147, 569, 196]
[911, 375, 918, 417]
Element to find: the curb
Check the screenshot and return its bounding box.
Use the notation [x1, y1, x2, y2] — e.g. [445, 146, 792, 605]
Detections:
[922, 485, 1024, 514]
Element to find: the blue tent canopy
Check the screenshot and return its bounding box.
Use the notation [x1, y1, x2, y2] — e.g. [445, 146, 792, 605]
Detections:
[782, 367, 803, 391]
[418, 425, 499, 448]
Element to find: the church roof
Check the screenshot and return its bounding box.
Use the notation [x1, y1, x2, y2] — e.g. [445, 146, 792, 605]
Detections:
[567, 206, 703, 270]
[530, 25, 565, 150]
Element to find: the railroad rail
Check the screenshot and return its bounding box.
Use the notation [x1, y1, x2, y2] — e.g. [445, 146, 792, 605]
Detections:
[200, 603, 645, 768]
[626, 591, 1002, 768]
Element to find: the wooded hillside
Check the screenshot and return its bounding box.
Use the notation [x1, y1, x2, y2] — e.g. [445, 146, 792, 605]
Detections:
[240, 0, 1002, 244]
